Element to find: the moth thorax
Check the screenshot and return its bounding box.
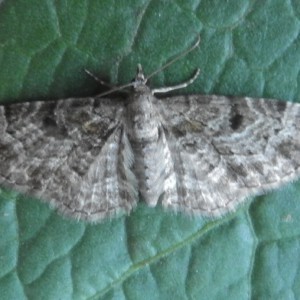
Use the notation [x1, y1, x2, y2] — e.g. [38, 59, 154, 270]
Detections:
[127, 93, 159, 142]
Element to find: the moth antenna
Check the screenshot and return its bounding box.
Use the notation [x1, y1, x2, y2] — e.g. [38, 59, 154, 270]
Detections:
[85, 69, 113, 88]
[85, 69, 133, 97]
[95, 82, 133, 97]
[146, 35, 200, 81]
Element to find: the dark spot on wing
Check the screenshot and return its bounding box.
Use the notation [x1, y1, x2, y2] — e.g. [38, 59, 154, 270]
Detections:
[43, 116, 57, 128]
[171, 127, 185, 138]
[275, 101, 287, 113]
[228, 163, 248, 179]
[230, 113, 243, 130]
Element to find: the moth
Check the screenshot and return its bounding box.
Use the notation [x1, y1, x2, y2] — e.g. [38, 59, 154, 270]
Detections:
[0, 37, 299, 222]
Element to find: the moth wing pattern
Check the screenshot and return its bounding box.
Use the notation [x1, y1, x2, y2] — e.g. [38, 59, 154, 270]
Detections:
[157, 95, 300, 216]
[0, 97, 138, 221]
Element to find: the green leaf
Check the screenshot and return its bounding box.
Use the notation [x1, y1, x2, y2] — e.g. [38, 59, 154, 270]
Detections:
[1, 0, 300, 299]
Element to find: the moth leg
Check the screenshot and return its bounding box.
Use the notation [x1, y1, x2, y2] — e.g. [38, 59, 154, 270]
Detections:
[152, 69, 200, 95]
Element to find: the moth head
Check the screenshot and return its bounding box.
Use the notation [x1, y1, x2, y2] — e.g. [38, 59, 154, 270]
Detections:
[132, 64, 147, 89]
[132, 64, 148, 91]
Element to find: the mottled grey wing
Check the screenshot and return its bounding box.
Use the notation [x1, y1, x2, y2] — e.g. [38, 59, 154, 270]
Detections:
[157, 95, 300, 216]
[0, 97, 137, 221]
